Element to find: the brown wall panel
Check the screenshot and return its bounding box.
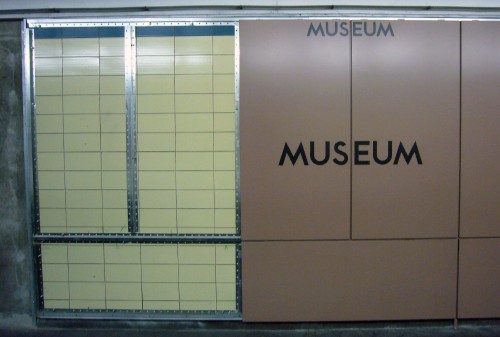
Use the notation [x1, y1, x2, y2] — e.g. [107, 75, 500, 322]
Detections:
[242, 240, 457, 322]
[460, 22, 500, 237]
[240, 21, 350, 240]
[352, 21, 460, 239]
[458, 238, 500, 318]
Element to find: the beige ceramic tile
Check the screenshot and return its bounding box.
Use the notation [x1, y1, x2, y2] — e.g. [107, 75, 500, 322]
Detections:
[179, 283, 216, 301]
[213, 94, 235, 113]
[137, 133, 175, 151]
[137, 94, 174, 114]
[137, 56, 174, 74]
[175, 94, 213, 113]
[36, 39, 62, 57]
[138, 152, 175, 171]
[104, 244, 140, 263]
[63, 95, 99, 114]
[102, 171, 126, 189]
[142, 265, 178, 282]
[38, 190, 66, 208]
[216, 244, 236, 264]
[100, 37, 124, 57]
[64, 133, 101, 152]
[138, 114, 175, 133]
[175, 36, 212, 55]
[35, 58, 62, 77]
[102, 152, 126, 170]
[38, 171, 65, 189]
[68, 244, 104, 263]
[100, 57, 125, 76]
[42, 244, 68, 263]
[39, 209, 66, 227]
[215, 209, 235, 228]
[69, 282, 105, 300]
[179, 265, 215, 283]
[213, 55, 234, 74]
[36, 96, 63, 114]
[69, 264, 105, 282]
[137, 75, 174, 94]
[36, 76, 62, 95]
[65, 171, 101, 189]
[214, 113, 235, 131]
[139, 190, 176, 209]
[66, 209, 103, 227]
[37, 153, 64, 171]
[65, 152, 101, 171]
[142, 283, 179, 301]
[64, 114, 100, 133]
[141, 244, 178, 264]
[214, 152, 235, 170]
[106, 283, 142, 300]
[63, 57, 99, 76]
[176, 114, 213, 132]
[44, 282, 69, 300]
[100, 95, 126, 114]
[216, 283, 236, 300]
[176, 133, 213, 152]
[137, 36, 174, 56]
[62, 38, 98, 57]
[175, 75, 212, 94]
[105, 264, 141, 282]
[177, 209, 214, 227]
[42, 264, 69, 282]
[176, 171, 214, 190]
[36, 134, 63, 152]
[102, 190, 127, 208]
[63, 76, 99, 95]
[213, 36, 234, 54]
[178, 244, 215, 264]
[175, 55, 212, 74]
[214, 133, 235, 151]
[66, 190, 102, 208]
[100, 76, 125, 95]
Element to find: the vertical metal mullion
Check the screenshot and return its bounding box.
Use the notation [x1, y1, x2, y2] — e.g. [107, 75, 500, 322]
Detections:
[125, 26, 139, 233]
[23, 21, 40, 324]
[233, 22, 242, 316]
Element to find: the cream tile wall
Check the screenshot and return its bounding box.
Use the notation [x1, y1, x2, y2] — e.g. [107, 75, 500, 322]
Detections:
[41, 243, 237, 311]
[136, 27, 236, 234]
[35, 28, 128, 234]
[35, 26, 237, 313]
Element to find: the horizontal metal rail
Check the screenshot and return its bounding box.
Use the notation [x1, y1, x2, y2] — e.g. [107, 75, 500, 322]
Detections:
[33, 233, 241, 244]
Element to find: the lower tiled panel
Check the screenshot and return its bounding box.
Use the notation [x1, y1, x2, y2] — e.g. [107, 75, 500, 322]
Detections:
[41, 243, 237, 311]
[242, 240, 457, 322]
[458, 238, 500, 318]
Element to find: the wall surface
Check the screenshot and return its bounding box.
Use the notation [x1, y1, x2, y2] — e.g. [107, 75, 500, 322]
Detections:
[0, 20, 32, 325]
[240, 19, 499, 322]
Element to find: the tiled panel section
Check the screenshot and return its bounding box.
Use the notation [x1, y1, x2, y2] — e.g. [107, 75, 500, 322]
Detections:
[460, 22, 500, 237]
[35, 28, 127, 233]
[136, 29, 236, 234]
[352, 21, 459, 239]
[458, 238, 500, 318]
[42, 243, 237, 311]
[240, 20, 350, 240]
[242, 240, 457, 321]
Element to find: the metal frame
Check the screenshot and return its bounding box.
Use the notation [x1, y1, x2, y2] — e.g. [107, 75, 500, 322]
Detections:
[125, 25, 139, 234]
[26, 19, 241, 320]
[22, 19, 39, 326]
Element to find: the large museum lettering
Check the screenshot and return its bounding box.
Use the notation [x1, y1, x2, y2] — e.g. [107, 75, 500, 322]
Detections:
[279, 141, 422, 166]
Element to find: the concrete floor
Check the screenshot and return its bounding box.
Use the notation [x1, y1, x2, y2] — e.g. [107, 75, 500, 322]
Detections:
[1, 319, 500, 337]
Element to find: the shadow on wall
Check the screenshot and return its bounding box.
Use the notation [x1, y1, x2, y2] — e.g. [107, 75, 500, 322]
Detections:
[0, 20, 31, 320]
